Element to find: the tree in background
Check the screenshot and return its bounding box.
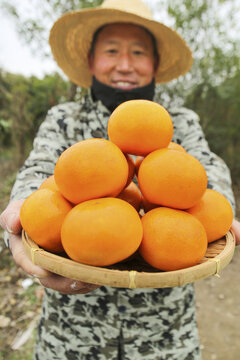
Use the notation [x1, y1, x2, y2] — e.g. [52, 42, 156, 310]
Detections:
[185, 71, 240, 183]
[150, 0, 240, 100]
[2, 0, 239, 98]
[1, 0, 240, 182]
[2, 0, 239, 90]
[1, 0, 104, 100]
[1, 0, 103, 58]
[0, 70, 69, 166]
[151, 0, 240, 185]
[1, 1, 104, 166]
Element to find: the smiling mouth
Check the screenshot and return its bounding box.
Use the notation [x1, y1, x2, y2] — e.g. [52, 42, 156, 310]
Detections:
[112, 81, 137, 90]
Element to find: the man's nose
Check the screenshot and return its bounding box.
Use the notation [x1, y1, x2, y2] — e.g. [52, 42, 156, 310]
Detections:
[116, 53, 133, 72]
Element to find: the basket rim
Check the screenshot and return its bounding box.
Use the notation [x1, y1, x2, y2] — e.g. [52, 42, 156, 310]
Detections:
[22, 230, 235, 289]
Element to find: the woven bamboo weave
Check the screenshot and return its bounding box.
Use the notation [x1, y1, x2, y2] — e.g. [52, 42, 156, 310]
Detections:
[22, 230, 235, 289]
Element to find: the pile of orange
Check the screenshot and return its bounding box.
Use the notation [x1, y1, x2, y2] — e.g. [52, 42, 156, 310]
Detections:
[20, 99, 234, 271]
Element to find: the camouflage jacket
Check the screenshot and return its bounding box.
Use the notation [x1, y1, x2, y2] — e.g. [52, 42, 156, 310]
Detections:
[10, 93, 235, 208]
[8, 93, 235, 360]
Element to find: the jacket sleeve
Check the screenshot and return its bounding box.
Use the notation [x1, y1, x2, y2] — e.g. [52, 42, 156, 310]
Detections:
[10, 103, 81, 202]
[170, 107, 236, 213]
[4, 103, 82, 248]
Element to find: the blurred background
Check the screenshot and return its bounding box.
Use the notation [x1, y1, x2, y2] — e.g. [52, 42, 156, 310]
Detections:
[0, 1, 239, 359]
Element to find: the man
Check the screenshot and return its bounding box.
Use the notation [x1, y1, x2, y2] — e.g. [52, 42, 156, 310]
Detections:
[1, 1, 239, 359]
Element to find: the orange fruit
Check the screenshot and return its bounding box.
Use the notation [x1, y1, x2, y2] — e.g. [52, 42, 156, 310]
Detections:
[187, 189, 234, 243]
[140, 207, 208, 271]
[125, 154, 135, 187]
[61, 197, 143, 266]
[138, 148, 208, 209]
[168, 142, 186, 152]
[20, 189, 72, 252]
[117, 182, 142, 211]
[108, 100, 173, 156]
[54, 138, 128, 204]
[135, 144, 185, 177]
[39, 175, 59, 192]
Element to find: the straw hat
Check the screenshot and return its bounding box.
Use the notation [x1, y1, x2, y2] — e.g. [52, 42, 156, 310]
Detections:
[49, 0, 193, 88]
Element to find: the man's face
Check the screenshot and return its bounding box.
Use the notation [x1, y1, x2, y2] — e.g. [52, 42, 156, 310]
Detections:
[88, 23, 157, 90]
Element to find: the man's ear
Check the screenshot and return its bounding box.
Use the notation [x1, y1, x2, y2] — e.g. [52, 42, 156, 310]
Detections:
[88, 53, 94, 75]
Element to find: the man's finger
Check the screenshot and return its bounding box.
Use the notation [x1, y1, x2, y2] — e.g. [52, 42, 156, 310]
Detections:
[9, 233, 50, 278]
[231, 218, 240, 246]
[39, 274, 100, 294]
[0, 199, 25, 234]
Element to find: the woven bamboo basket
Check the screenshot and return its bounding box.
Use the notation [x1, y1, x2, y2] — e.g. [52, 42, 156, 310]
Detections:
[22, 230, 235, 289]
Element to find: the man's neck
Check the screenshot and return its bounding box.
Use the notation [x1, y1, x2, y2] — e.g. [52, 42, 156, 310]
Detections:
[91, 76, 155, 112]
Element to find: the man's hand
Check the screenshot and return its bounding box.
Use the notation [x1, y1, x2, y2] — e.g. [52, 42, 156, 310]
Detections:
[231, 218, 240, 246]
[0, 200, 100, 294]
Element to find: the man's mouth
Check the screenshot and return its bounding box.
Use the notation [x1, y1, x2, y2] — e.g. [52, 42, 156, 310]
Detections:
[112, 81, 137, 90]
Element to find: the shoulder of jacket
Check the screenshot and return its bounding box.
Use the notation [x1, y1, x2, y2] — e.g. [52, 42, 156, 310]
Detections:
[168, 106, 200, 122]
[48, 101, 82, 116]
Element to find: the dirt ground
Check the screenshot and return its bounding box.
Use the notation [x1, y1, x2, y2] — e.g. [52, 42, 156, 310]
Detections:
[196, 185, 240, 360]
[0, 156, 240, 360]
[195, 245, 240, 360]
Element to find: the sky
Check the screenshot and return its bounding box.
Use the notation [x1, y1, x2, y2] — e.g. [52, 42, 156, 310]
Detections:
[0, 0, 166, 79]
[0, 0, 238, 79]
[0, 10, 59, 78]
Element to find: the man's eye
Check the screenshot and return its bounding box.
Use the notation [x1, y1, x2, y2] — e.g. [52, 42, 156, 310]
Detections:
[107, 49, 117, 54]
[133, 50, 145, 55]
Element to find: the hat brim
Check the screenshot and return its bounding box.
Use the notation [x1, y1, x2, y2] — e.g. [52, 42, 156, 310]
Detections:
[49, 8, 193, 88]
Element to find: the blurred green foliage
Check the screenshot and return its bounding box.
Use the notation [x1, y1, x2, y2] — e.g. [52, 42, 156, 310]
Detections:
[185, 71, 240, 183]
[0, 70, 71, 166]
